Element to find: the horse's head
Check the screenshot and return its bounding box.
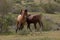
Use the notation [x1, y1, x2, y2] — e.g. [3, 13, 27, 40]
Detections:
[20, 9, 24, 15]
[19, 9, 28, 17]
[24, 9, 28, 16]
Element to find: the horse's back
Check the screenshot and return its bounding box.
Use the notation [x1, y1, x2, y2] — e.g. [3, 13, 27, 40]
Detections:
[26, 14, 42, 23]
[28, 14, 41, 19]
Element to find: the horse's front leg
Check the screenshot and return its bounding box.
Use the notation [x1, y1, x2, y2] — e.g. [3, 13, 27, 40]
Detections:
[16, 27, 19, 33]
[27, 23, 32, 32]
[16, 21, 19, 33]
[19, 23, 24, 30]
[34, 23, 37, 32]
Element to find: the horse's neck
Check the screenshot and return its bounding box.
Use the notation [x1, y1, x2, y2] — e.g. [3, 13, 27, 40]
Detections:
[21, 13, 25, 19]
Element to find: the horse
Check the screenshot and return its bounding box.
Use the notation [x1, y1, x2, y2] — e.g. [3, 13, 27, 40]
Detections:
[16, 9, 27, 33]
[26, 13, 44, 31]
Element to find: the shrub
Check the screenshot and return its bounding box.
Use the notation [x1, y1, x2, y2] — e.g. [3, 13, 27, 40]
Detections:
[0, 13, 16, 32]
[41, 3, 57, 14]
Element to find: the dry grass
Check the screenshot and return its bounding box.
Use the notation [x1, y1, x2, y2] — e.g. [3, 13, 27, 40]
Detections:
[0, 31, 60, 40]
[44, 14, 60, 23]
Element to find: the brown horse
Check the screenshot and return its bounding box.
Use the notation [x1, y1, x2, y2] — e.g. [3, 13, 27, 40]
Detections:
[19, 9, 43, 31]
[26, 13, 43, 31]
[16, 9, 27, 33]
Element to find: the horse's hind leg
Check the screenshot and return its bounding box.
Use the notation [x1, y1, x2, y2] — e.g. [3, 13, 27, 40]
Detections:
[38, 21, 43, 30]
[40, 21, 43, 29]
[27, 23, 32, 32]
[41, 21, 44, 29]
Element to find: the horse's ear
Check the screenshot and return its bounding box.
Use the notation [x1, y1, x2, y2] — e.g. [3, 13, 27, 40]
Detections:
[20, 9, 22, 14]
[24, 9, 28, 15]
[25, 9, 27, 12]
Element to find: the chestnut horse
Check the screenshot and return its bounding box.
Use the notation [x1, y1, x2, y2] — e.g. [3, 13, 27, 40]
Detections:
[16, 9, 27, 33]
[26, 13, 43, 31]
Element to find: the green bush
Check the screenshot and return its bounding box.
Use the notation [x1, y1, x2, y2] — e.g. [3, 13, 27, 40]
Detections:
[25, 3, 40, 12]
[40, 3, 57, 14]
[54, 0, 60, 3]
[0, 13, 17, 33]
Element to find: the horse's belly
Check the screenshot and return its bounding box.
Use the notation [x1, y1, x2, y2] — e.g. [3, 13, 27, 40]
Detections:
[27, 19, 38, 23]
